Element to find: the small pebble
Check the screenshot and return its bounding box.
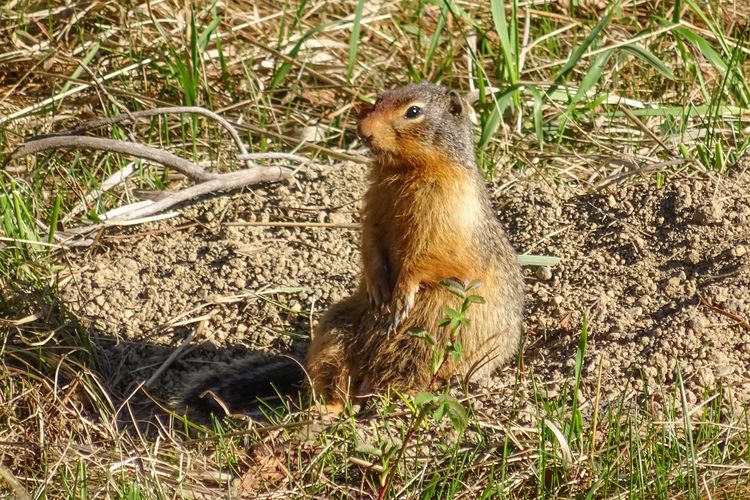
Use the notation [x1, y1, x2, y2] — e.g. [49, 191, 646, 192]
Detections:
[535, 266, 553, 281]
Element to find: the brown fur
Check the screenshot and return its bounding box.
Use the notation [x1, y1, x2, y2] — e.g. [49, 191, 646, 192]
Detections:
[306, 82, 524, 406]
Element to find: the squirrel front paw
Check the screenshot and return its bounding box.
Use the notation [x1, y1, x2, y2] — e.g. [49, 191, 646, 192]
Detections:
[366, 270, 392, 309]
[386, 284, 418, 333]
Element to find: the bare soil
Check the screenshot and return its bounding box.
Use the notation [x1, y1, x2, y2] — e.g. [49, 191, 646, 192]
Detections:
[60, 158, 750, 418]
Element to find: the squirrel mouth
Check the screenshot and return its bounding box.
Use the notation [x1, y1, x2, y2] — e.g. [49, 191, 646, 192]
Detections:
[359, 134, 386, 156]
[365, 143, 392, 159]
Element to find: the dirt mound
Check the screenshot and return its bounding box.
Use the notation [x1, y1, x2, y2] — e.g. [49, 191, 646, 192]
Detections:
[499, 162, 750, 409]
[60, 160, 750, 411]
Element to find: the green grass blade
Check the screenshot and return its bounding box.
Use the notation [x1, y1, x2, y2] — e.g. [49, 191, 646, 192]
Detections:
[47, 193, 61, 244]
[59, 42, 100, 98]
[558, 49, 613, 132]
[682, 0, 714, 38]
[547, 7, 613, 100]
[424, 3, 447, 75]
[671, 0, 682, 23]
[517, 254, 560, 267]
[527, 85, 545, 150]
[568, 314, 588, 441]
[478, 83, 524, 149]
[347, 0, 366, 81]
[675, 365, 700, 494]
[271, 20, 340, 90]
[620, 44, 676, 80]
[197, 10, 221, 51]
[673, 27, 728, 75]
[490, 0, 518, 84]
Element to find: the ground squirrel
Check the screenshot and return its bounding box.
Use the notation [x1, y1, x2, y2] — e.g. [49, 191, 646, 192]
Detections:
[306, 83, 524, 409]
[179, 83, 524, 418]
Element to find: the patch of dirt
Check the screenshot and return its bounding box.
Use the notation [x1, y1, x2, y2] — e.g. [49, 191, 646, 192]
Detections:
[497, 162, 750, 414]
[60, 159, 750, 415]
[60, 164, 365, 396]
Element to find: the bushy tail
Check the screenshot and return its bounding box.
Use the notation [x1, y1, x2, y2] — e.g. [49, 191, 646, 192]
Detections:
[176, 354, 306, 421]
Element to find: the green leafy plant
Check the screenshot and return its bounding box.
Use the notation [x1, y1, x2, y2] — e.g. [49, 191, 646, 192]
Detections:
[376, 279, 482, 499]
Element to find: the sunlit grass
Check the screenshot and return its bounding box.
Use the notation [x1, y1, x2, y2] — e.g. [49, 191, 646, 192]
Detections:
[1, 0, 749, 497]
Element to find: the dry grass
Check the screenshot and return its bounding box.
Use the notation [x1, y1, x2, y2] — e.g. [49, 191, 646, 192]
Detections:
[2, 0, 750, 498]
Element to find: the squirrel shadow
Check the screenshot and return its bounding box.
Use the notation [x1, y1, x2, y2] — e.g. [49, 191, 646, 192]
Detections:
[2, 285, 311, 433]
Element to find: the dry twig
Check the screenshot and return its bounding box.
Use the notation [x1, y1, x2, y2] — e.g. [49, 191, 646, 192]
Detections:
[3, 106, 306, 239]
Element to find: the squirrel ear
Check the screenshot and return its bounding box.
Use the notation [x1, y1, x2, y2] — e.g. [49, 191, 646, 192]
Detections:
[448, 90, 464, 116]
[354, 100, 374, 119]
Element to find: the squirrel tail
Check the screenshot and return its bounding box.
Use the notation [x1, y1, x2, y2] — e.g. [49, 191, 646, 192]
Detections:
[175, 354, 306, 421]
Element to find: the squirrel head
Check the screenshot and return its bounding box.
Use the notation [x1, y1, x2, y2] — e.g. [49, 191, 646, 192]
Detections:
[356, 83, 475, 170]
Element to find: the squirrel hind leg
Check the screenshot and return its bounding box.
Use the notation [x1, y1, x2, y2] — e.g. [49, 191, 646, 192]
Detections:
[306, 293, 369, 410]
[305, 328, 355, 410]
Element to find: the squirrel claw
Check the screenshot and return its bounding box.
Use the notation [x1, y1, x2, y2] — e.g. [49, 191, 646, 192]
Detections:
[386, 288, 417, 333]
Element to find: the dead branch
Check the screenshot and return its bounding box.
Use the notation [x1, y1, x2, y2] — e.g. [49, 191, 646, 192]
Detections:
[8, 135, 216, 182]
[103, 167, 292, 222]
[59, 106, 259, 169]
[3, 106, 307, 243]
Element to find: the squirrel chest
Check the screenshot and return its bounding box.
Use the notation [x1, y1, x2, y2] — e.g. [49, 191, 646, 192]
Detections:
[363, 165, 484, 289]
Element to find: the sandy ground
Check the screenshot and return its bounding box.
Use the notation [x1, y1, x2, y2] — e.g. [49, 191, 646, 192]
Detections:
[60, 157, 750, 419]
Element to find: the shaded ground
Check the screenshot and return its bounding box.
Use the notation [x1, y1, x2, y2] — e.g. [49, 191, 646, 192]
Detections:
[60, 158, 750, 417]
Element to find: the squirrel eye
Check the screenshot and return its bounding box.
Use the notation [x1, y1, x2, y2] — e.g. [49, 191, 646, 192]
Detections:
[404, 105, 423, 119]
